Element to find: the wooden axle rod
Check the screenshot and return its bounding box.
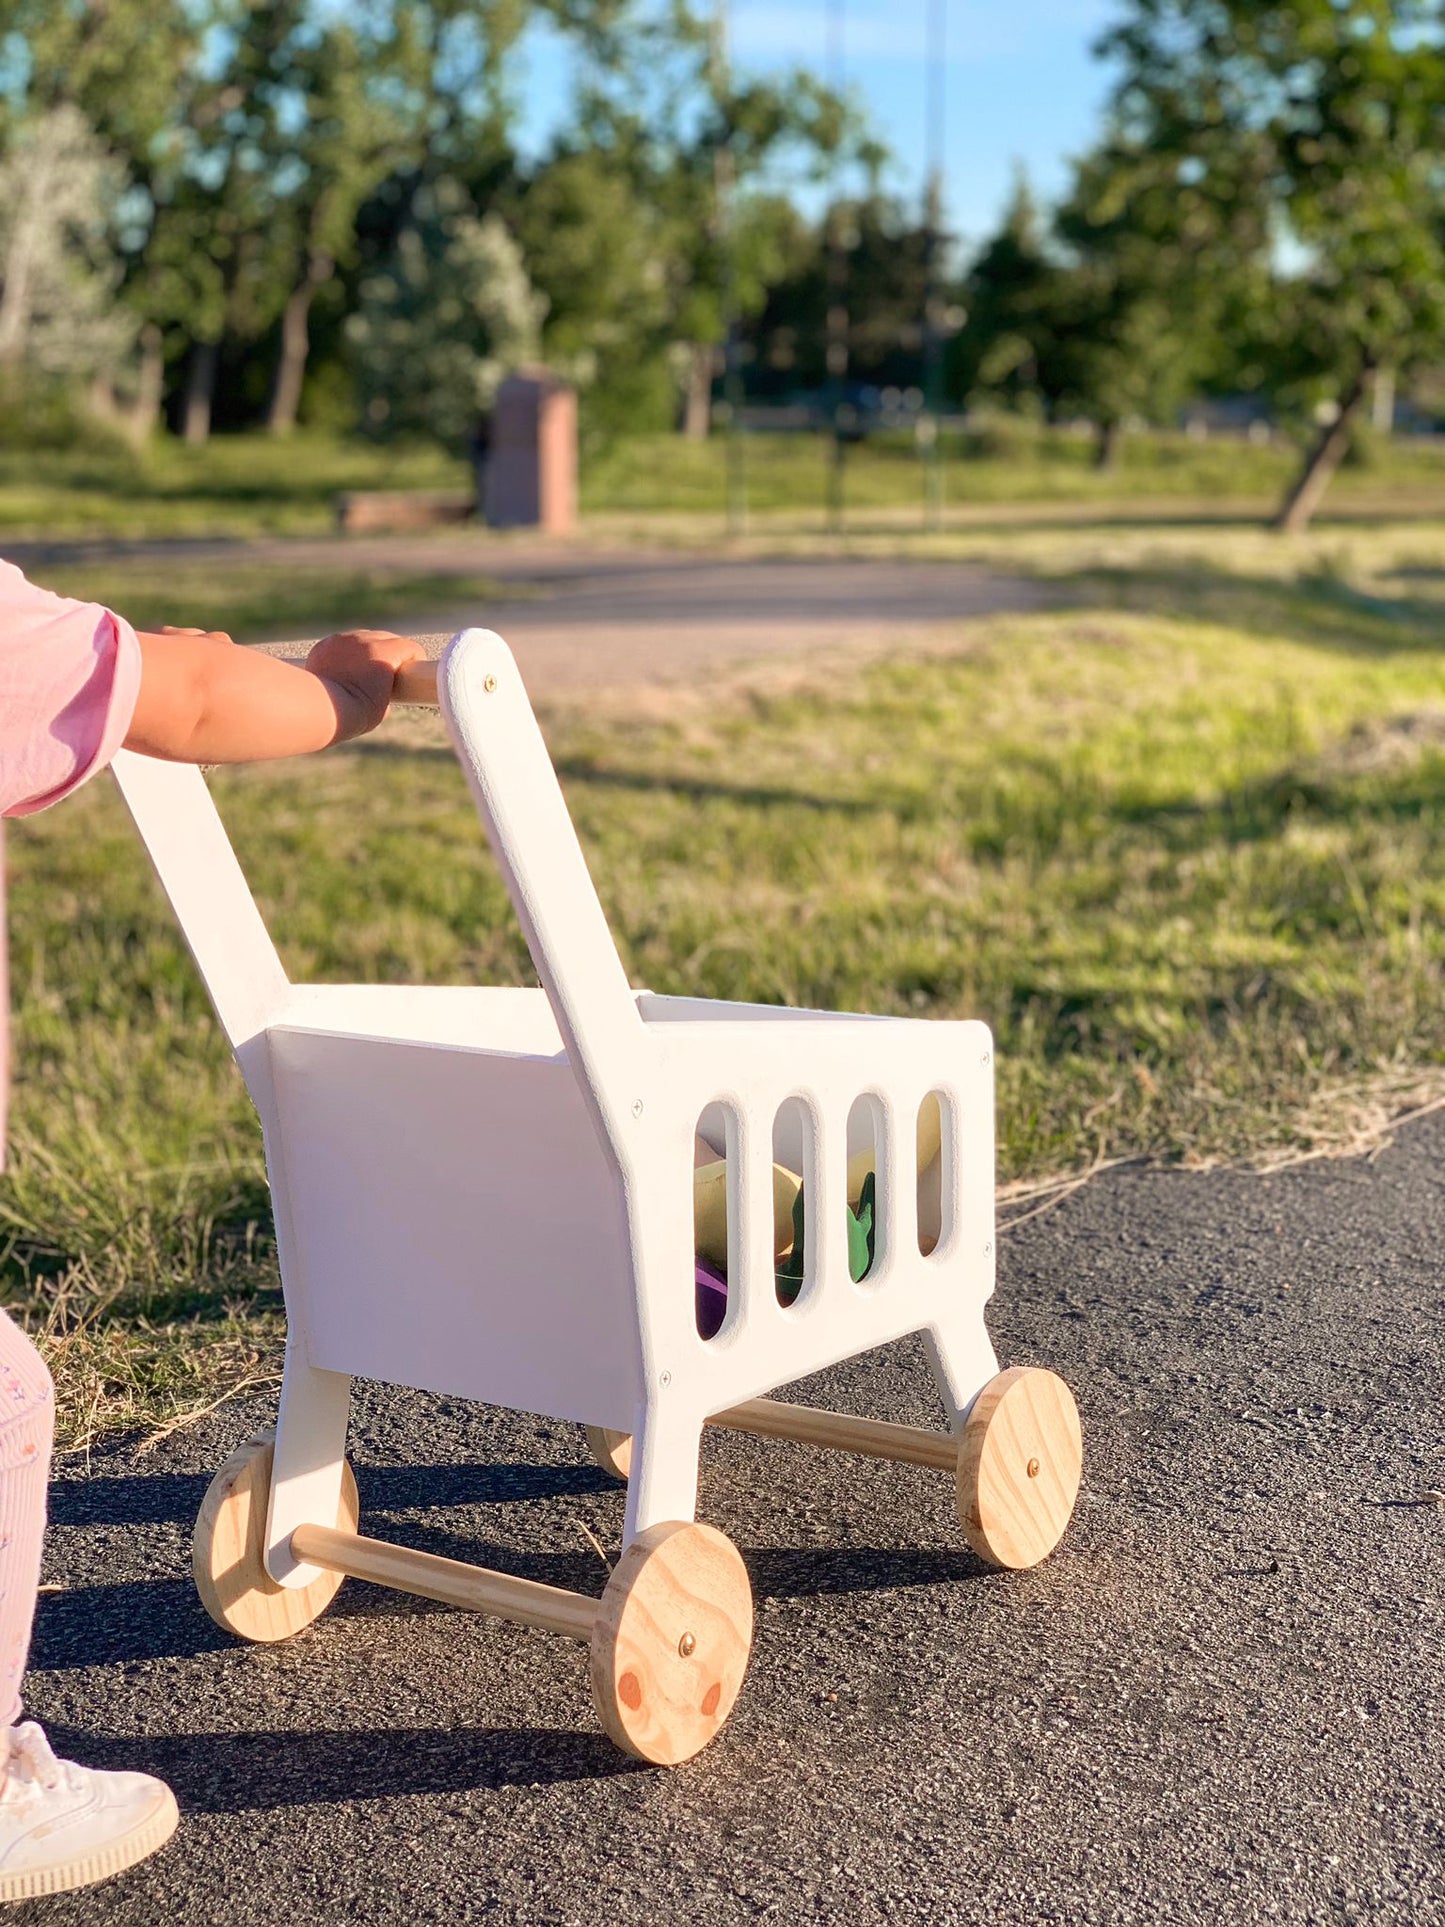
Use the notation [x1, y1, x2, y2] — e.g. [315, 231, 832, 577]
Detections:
[707, 1397, 958, 1472]
[292, 1522, 598, 1643]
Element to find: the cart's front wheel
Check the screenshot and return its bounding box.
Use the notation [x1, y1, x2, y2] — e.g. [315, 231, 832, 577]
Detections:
[956, 1366, 1082, 1569]
[584, 1425, 633, 1481]
[193, 1431, 360, 1642]
[590, 1522, 752, 1765]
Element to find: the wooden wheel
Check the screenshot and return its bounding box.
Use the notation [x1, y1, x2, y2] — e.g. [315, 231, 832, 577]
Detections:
[957, 1366, 1082, 1570]
[584, 1425, 633, 1481]
[194, 1431, 360, 1642]
[590, 1521, 752, 1765]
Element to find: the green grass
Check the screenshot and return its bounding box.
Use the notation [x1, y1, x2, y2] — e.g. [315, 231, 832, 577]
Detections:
[6, 514, 1445, 1441]
[2, 422, 1444, 541]
[582, 425, 1445, 518]
[0, 431, 468, 540]
[33, 558, 513, 643]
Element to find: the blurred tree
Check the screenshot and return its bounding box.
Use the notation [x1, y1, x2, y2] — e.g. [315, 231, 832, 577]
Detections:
[261, 13, 419, 432]
[0, 106, 135, 381]
[1102, 0, 1445, 529]
[346, 176, 544, 449]
[750, 191, 947, 396]
[0, 0, 209, 434]
[569, 5, 864, 435]
[951, 174, 1059, 414]
[505, 147, 675, 435]
[1048, 128, 1267, 465]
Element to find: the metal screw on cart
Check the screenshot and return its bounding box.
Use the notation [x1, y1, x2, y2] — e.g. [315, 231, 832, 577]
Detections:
[1027, 1458, 1041, 1479]
[678, 1632, 697, 1658]
[980, 1051, 991, 1065]
[483, 674, 498, 693]
[631, 1098, 644, 1117]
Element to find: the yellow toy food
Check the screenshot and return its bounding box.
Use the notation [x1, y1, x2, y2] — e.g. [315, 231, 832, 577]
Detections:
[692, 1094, 944, 1269]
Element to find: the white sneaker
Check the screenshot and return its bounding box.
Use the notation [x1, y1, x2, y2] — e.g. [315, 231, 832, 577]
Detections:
[0, 1722, 178, 1901]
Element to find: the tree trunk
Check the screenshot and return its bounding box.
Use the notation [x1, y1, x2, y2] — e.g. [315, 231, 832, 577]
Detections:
[0, 160, 45, 368]
[1371, 364, 1395, 435]
[682, 342, 714, 439]
[1274, 359, 1374, 535]
[267, 250, 333, 434]
[131, 323, 165, 442]
[1093, 418, 1123, 469]
[183, 340, 218, 445]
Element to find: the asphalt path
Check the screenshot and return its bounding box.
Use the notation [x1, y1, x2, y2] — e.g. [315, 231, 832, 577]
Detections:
[20, 1115, 1445, 1926]
[8, 533, 1050, 694]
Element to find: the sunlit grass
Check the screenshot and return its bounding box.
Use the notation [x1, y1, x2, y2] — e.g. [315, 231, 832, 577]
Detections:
[5, 518, 1445, 1439]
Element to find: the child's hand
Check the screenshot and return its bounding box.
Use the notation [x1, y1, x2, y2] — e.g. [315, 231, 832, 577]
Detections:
[304, 630, 426, 742]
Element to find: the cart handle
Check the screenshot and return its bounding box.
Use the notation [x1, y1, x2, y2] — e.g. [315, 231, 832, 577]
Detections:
[393, 659, 439, 706]
[275, 656, 440, 707]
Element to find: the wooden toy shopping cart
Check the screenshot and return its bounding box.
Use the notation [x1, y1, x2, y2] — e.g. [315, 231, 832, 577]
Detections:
[113, 627, 1083, 1767]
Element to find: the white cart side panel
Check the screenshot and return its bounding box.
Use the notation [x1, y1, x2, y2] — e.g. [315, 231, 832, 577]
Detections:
[266, 1028, 645, 1426]
[629, 1014, 996, 1416]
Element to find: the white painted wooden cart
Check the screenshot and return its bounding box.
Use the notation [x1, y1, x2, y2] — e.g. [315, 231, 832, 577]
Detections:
[114, 627, 1082, 1766]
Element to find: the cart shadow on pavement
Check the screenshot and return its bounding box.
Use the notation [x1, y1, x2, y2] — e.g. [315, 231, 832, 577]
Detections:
[32, 1720, 642, 1810]
[46, 1460, 615, 1531]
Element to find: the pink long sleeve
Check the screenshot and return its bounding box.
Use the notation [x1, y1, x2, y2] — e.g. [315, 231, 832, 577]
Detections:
[0, 558, 142, 1173]
[0, 559, 141, 819]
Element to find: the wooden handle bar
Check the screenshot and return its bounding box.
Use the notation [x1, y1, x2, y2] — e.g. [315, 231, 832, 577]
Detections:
[292, 1523, 598, 1641]
[272, 656, 440, 706]
[710, 1397, 958, 1471]
[393, 659, 440, 705]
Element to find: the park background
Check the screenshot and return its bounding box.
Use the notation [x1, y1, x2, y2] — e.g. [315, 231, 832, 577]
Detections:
[3, 0, 1445, 1443]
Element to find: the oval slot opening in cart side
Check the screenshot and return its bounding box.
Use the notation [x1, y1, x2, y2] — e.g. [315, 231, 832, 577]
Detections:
[845, 1094, 884, 1286]
[772, 1097, 811, 1309]
[693, 1103, 733, 1341]
[917, 1090, 950, 1258]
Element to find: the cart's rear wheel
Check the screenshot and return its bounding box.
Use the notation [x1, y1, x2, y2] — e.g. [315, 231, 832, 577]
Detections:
[590, 1521, 752, 1765]
[584, 1425, 633, 1481]
[194, 1430, 360, 1642]
[956, 1366, 1081, 1569]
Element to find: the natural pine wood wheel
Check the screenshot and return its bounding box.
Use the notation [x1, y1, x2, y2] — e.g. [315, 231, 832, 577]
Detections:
[584, 1425, 633, 1481]
[957, 1366, 1082, 1570]
[590, 1521, 753, 1765]
[194, 1431, 360, 1642]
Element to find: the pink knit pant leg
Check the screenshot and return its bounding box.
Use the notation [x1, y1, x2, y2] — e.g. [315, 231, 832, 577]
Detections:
[0, 1312, 53, 1728]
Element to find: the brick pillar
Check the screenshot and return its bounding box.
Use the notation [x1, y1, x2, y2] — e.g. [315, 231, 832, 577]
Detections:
[483, 373, 577, 533]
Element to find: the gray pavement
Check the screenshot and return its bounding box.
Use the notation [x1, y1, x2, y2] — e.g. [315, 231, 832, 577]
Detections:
[256, 546, 1050, 694]
[20, 1114, 1445, 1925]
[8, 532, 1049, 694]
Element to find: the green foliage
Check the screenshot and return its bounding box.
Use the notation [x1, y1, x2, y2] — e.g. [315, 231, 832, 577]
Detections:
[1100, 1, 1445, 515]
[0, 105, 136, 380]
[348, 180, 545, 449]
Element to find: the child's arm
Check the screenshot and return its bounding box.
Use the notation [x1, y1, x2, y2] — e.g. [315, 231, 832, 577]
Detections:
[123, 627, 424, 764]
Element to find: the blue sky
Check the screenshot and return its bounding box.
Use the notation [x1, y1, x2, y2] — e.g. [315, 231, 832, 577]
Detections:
[512, 0, 1122, 258]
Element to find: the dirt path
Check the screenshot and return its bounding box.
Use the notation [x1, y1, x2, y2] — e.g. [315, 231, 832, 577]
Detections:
[254, 544, 1054, 695]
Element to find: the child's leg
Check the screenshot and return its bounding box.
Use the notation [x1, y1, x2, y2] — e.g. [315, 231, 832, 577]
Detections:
[0, 1313, 177, 1900]
[0, 1311, 52, 1728]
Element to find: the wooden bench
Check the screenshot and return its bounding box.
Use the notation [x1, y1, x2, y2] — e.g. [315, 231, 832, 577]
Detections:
[334, 489, 476, 534]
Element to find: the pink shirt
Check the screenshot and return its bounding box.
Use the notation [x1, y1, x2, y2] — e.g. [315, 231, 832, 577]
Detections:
[0, 558, 143, 1167]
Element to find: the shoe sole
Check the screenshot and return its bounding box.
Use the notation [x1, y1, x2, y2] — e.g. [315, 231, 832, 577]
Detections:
[0, 1787, 179, 1901]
